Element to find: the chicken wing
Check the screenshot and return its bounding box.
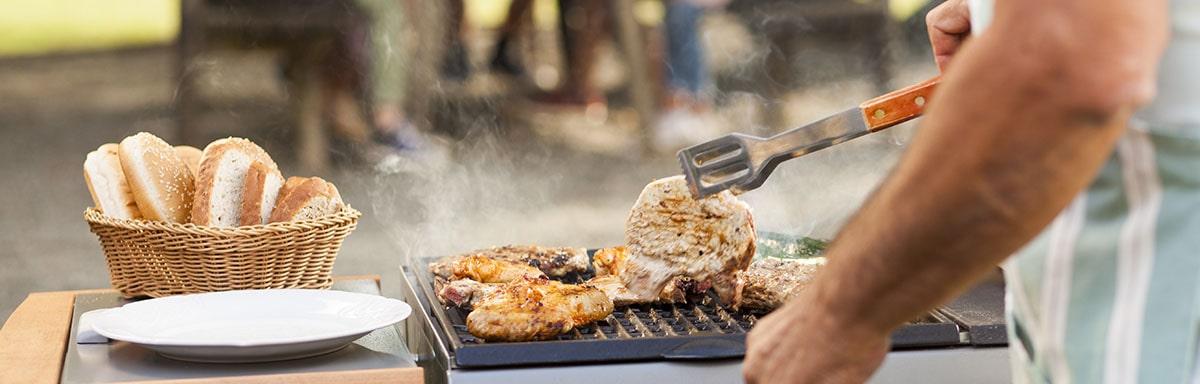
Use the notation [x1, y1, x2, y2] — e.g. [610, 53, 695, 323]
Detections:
[591, 246, 628, 277]
[733, 257, 825, 310]
[466, 278, 614, 342]
[445, 255, 546, 283]
[479, 245, 591, 277]
[621, 176, 756, 303]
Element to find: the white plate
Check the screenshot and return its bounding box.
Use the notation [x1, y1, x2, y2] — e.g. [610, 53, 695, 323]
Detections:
[90, 289, 411, 363]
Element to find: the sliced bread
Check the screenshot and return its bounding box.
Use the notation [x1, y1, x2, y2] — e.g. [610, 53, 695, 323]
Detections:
[118, 132, 195, 223]
[173, 145, 203, 178]
[269, 177, 344, 223]
[238, 159, 285, 226]
[191, 137, 279, 227]
[84, 143, 142, 219]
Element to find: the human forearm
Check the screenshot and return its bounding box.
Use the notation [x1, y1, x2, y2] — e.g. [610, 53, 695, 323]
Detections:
[808, 0, 1169, 335]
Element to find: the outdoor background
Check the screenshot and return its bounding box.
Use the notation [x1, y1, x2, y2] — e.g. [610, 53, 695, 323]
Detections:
[0, 0, 939, 320]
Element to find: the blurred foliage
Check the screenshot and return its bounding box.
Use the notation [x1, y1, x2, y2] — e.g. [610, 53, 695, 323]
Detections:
[0, 0, 178, 57]
[632, 0, 666, 26]
[465, 0, 513, 29]
[889, 0, 933, 21]
[756, 231, 829, 260]
[522, 0, 663, 30]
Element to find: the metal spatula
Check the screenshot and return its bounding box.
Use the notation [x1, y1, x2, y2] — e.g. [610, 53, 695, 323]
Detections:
[679, 76, 941, 199]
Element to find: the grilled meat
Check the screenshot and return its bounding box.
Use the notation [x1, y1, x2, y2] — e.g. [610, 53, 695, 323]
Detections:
[587, 275, 642, 306]
[589, 275, 707, 305]
[466, 278, 614, 342]
[430, 245, 590, 280]
[733, 257, 826, 310]
[483, 245, 590, 277]
[591, 246, 697, 304]
[443, 255, 547, 283]
[621, 176, 756, 303]
[437, 278, 500, 308]
[592, 246, 628, 277]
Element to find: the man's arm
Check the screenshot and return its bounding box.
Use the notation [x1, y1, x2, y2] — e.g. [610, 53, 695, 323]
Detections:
[745, 0, 1169, 382]
[812, 0, 1168, 337]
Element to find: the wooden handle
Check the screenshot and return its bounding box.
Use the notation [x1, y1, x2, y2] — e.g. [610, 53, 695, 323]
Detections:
[859, 76, 941, 131]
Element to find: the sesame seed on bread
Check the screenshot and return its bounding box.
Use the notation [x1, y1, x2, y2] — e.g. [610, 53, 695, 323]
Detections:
[118, 132, 195, 223]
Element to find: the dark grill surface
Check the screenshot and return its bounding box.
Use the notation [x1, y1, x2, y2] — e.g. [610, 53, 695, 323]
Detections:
[447, 292, 755, 345]
[412, 254, 979, 368]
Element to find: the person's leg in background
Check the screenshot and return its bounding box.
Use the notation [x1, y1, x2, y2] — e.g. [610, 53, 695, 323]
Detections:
[355, 0, 428, 151]
[664, 1, 708, 111]
[323, 15, 375, 147]
[442, 0, 469, 80]
[654, 0, 719, 151]
[552, 0, 607, 106]
[489, 0, 535, 76]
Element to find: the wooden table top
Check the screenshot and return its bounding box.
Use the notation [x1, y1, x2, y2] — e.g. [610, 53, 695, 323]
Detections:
[0, 275, 423, 384]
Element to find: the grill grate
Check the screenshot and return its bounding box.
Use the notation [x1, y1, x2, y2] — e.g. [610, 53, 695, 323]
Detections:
[444, 291, 756, 345]
[413, 255, 966, 368]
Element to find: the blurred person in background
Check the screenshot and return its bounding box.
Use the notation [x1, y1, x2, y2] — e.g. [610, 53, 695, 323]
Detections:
[441, 0, 470, 80]
[443, 0, 535, 80]
[663, 0, 725, 110]
[653, 0, 729, 152]
[323, 22, 374, 150]
[440, 0, 606, 109]
[742, 0, 1195, 382]
[324, 0, 440, 158]
[354, 0, 430, 153]
[487, 0, 535, 78]
[535, 0, 609, 108]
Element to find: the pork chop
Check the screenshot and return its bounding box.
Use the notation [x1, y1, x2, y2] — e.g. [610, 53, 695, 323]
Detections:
[733, 257, 826, 310]
[620, 176, 756, 303]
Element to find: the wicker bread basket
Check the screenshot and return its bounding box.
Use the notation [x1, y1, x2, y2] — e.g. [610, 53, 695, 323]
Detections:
[84, 207, 361, 298]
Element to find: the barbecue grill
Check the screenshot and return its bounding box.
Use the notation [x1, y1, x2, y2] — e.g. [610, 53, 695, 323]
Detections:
[397, 252, 1012, 383]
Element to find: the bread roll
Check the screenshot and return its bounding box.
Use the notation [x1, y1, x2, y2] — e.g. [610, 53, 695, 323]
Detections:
[238, 160, 285, 226]
[174, 145, 203, 178]
[118, 132, 195, 223]
[84, 143, 142, 219]
[269, 177, 344, 223]
[278, 176, 306, 198]
[191, 137, 279, 227]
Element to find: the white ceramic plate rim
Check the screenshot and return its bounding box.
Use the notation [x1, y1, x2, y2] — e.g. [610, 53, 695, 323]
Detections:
[90, 289, 411, 347]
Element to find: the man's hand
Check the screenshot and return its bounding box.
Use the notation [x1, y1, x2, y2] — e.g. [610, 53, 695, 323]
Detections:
[743, 295, 889, 384]
[926, 0, 971, 71]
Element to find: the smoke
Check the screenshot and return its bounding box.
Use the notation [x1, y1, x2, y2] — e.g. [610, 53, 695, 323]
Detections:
[730, 74, 925, 240]
[366, 115, 915, 265]
[691, 9, 936, 240]
[363, 2, 939, 263]
[740, 119, 916, 240]
[367, 129, 659, 264]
